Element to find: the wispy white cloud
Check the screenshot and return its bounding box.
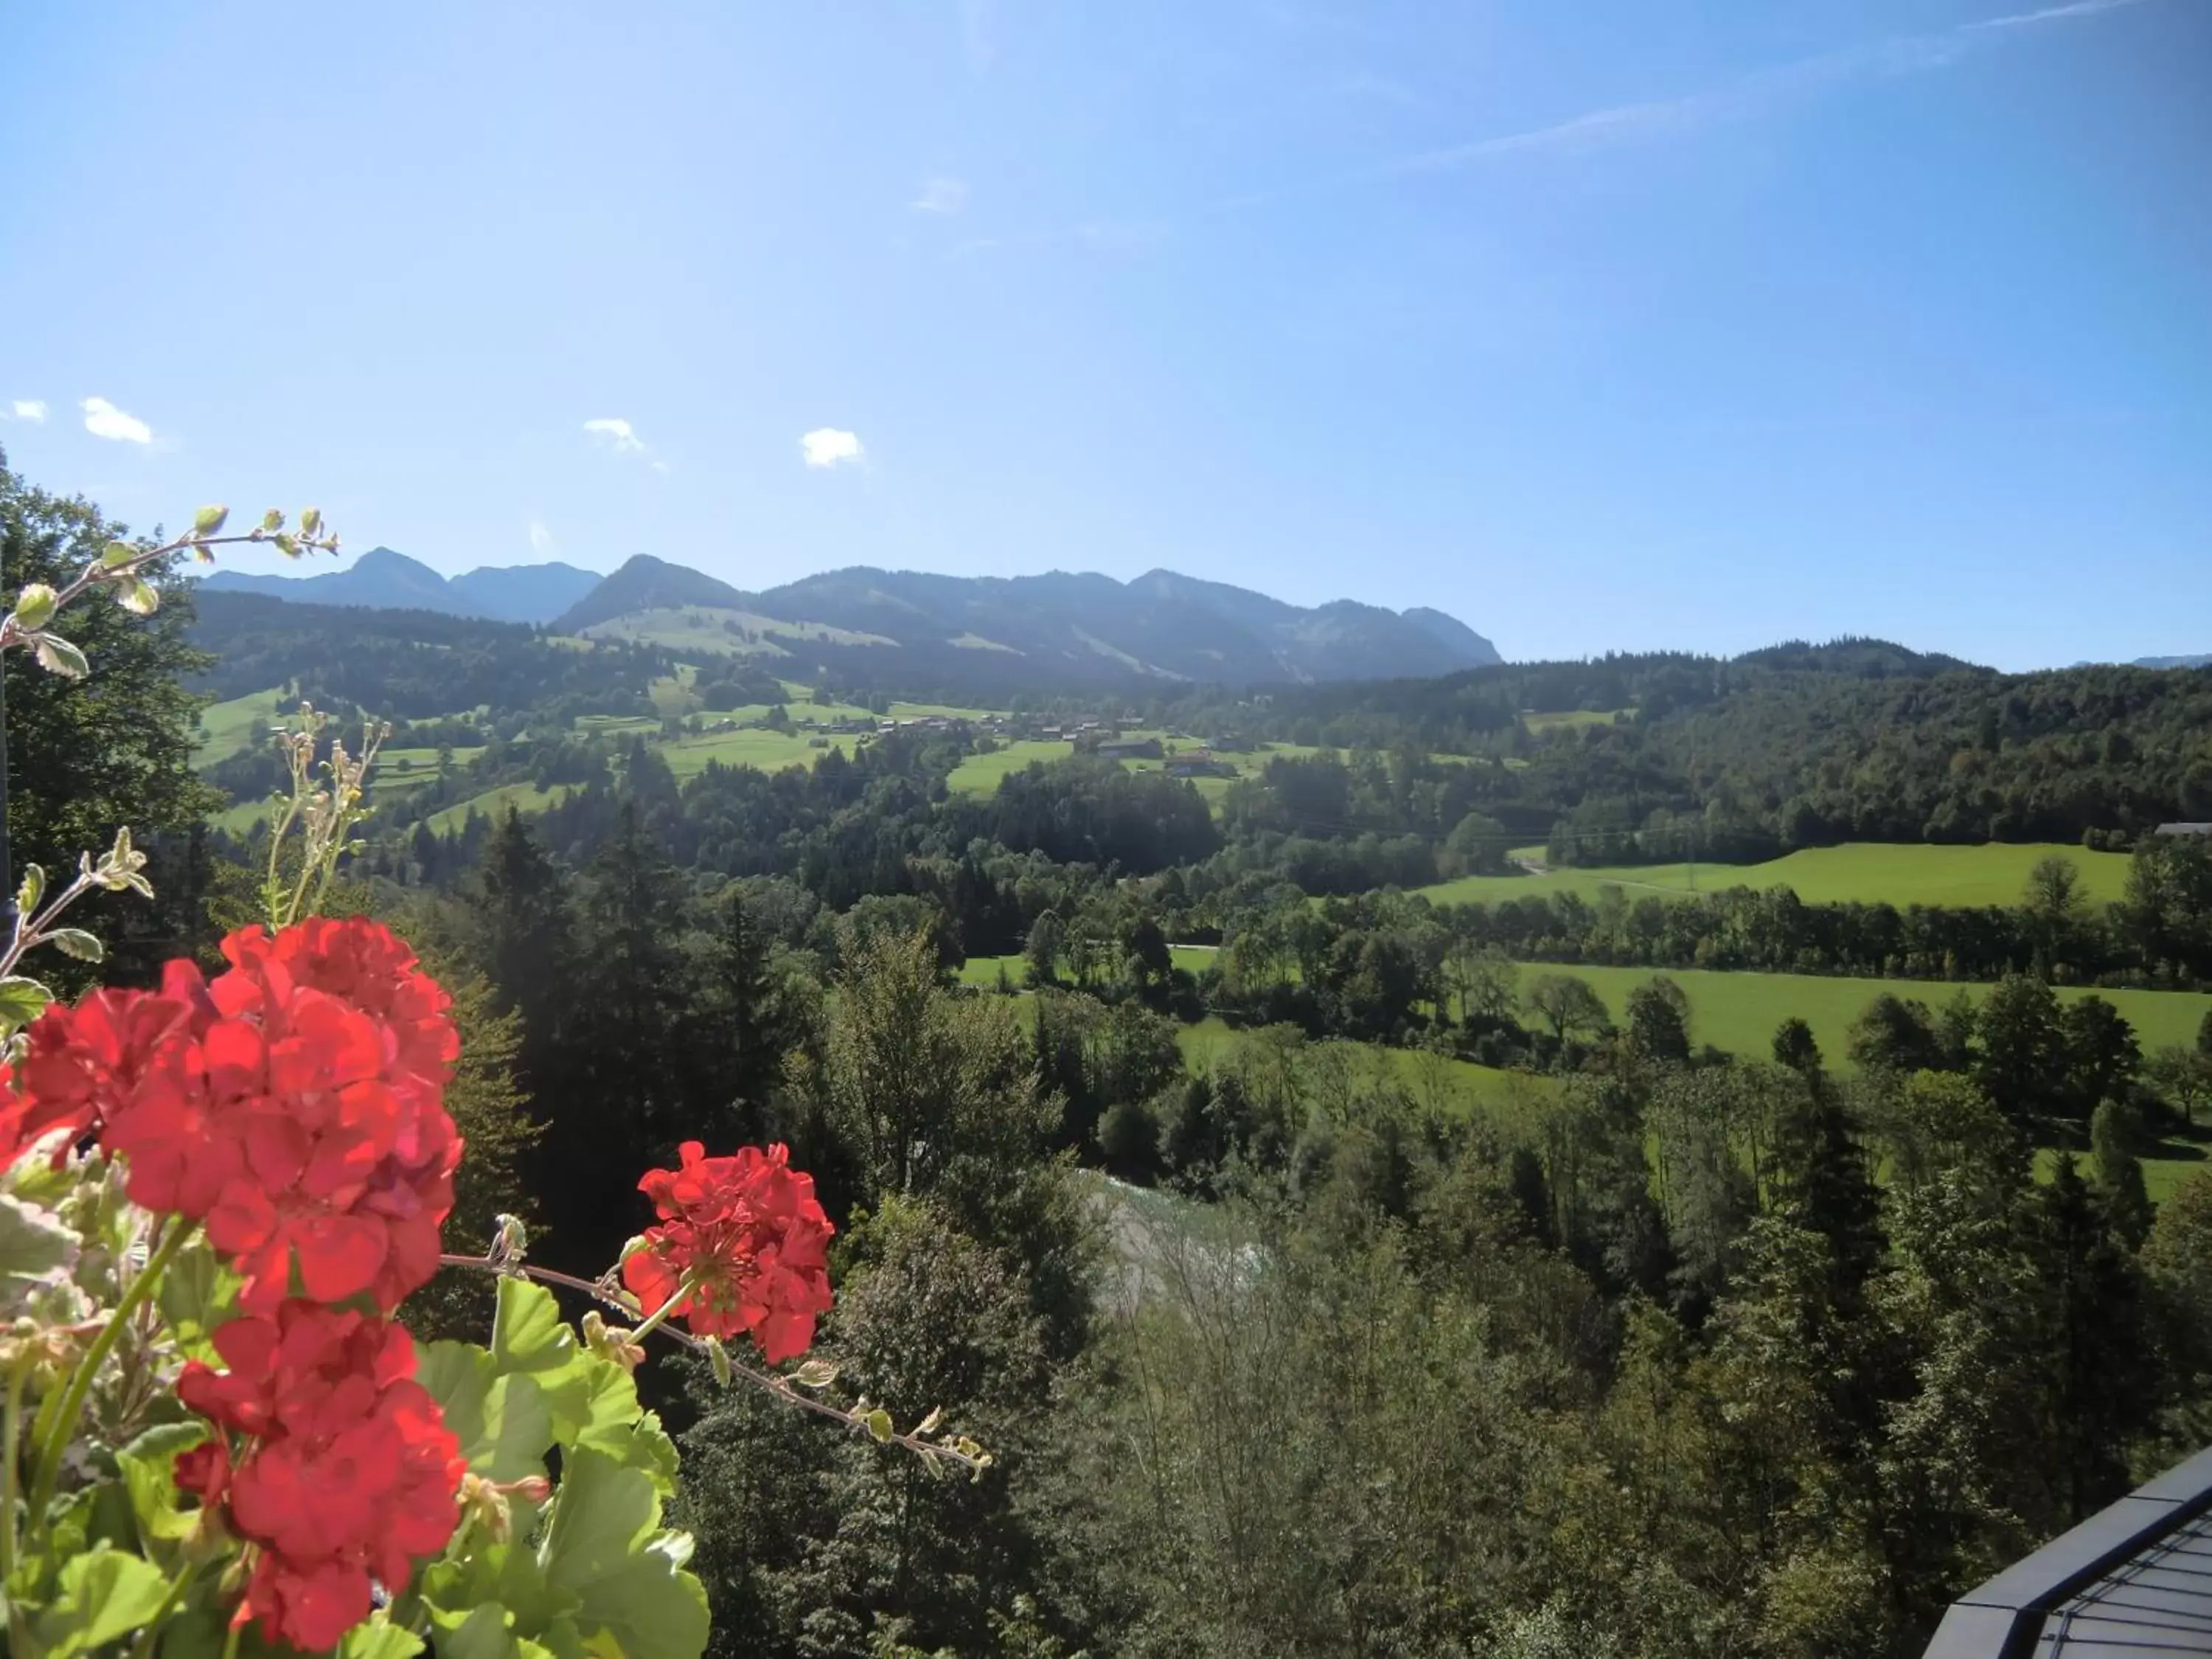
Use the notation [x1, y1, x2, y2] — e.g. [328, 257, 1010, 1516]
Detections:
[650, 459, 673, 477]
[1963, 0, 2146, 34]
[4, 400, 46, 423]
[529, 519, 557, 557]
[1240, 0, 2153, 202]
[81, 397, 153, 444]
[583, 417, 646, 454]
[801, 428, 865, 468]
[914, 177, 970, 214]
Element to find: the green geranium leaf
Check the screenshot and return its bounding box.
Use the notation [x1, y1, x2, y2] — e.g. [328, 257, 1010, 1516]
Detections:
[338, 1618, 425, 1659]
[538, 1447, 709, 1659]
[428, 1605, 523, 1659]
[46, 928, 104, 963]
[579, 1408, 679, 1496]
[0, 975, 53, 1029]
[422, 1341, 498, 1443]
[155, 1234, 230, 1353]
[32, 634, 89, 678]
[422, 1541, 585, 1659]
[486, 1280, 664, 1474]
[0, 1192, 79, 1293]
[116, 1421, 209, 1546]
[421, 1339, 555, 1483]
[35, 1545, 170, 1657]
[492, 1278, 583, 1380]
[13, 582, 58, 630]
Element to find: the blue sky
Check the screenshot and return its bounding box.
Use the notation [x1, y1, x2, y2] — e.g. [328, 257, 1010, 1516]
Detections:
[1, 0, 2205, 669]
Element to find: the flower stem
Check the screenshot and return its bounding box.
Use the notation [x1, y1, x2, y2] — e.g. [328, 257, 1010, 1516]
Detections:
[625, 1267, 706, 1345]
[26, 1221, 198, 1538]
[1, 1358, 27, 1585]
[127, 1561, 202, 1659]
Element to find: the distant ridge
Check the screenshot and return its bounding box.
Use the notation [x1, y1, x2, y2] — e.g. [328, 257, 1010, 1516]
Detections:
[550, 554, 747, 632]
[223, 549, 1502, 688]
[201, 547, 599, 625]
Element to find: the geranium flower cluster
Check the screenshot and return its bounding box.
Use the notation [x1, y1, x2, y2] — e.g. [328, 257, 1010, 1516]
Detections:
[624, 1140, 835, 1363]
[177, 1301, 465, 1649]
[2, 918, 467, 1647]
[10, 918, 462, 1310]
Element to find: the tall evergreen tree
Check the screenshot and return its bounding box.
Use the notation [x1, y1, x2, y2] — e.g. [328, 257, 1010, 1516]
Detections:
[570, 803, 693, 1164]
[2028, 1156, 2157, 1523]
[1, 456, 223, 981]
[2088, 1098, 2153, 1250]
[689, 885, 799, 1138]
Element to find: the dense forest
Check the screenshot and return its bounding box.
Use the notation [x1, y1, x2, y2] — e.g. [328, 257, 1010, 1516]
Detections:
[9, 456, 2212, 1658]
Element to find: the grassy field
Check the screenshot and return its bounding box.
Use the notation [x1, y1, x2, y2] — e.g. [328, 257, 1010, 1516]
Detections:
[1416, 841, 2136, 911]
[1509, 962, 2212, 1064]
[657, 728, 855, 780]
[378, 745, 486, 772]
[1175, 1016, 1554, 1115]
[195, 689, 286, 766]
[580, 606, 899, 658]
[210, 796, 279, 835]
[1522, 709, 1627, 734]
[956, 945, 1219, 988]
[947, 741, 1077, 794]
[948, 738, 1339, 802]
[425, 782, 577, 832]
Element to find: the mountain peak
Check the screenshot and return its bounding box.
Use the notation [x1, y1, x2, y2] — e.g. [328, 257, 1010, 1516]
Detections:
[201, 548, 601, 625]
[551, 554, 748, 633]
[201, 549, 1504, 688]
[1399, 606, 1501, 666]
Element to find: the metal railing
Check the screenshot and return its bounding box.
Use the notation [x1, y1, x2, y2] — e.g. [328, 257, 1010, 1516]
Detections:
[1923, 1444, 2212, 1656]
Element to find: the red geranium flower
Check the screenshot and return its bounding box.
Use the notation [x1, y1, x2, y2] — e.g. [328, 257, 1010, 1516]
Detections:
[218, 919, 458, 1095]
[622, 1141, 835, 1363]
[10, 920, 461, 1314]
[6, 983, 198, 1159]
[164, 924, 462, 1312]
[178, 1301, 465, 1652]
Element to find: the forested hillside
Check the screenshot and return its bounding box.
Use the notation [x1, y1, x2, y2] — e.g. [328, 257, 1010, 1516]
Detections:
[13, 456, 2208, 1659]
[1145, 647, 2212, 853]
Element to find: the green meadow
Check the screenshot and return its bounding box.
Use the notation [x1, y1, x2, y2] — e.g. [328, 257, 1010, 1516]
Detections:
[1509, 962, 2212, 1065]
[425, 782, 577, 833]
[955, 945, 1219, 988]
[1174, 1015, 1553, 1116]
[946, 741, 1079, 794]
[195, 688, 286, 766]
[1521, 708, 1627, 734]
[657, 727, 855, 780]
[947, 737, 1339, 803]
[1417, 841, 2136, 911]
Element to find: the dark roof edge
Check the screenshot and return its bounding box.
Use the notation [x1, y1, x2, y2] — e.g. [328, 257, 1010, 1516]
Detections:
[1921, 1444, 2212, 1658]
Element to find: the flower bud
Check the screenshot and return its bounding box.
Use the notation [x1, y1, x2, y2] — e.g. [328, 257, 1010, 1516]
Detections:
[497, 1475, 552, 1506]
[13, 583, 58, 631]
[459, 1472, 513, 1544]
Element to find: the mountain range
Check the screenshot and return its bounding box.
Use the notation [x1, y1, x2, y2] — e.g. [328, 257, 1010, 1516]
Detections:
[198, 549, 1503, 685]
[202, 549, 602, 625]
